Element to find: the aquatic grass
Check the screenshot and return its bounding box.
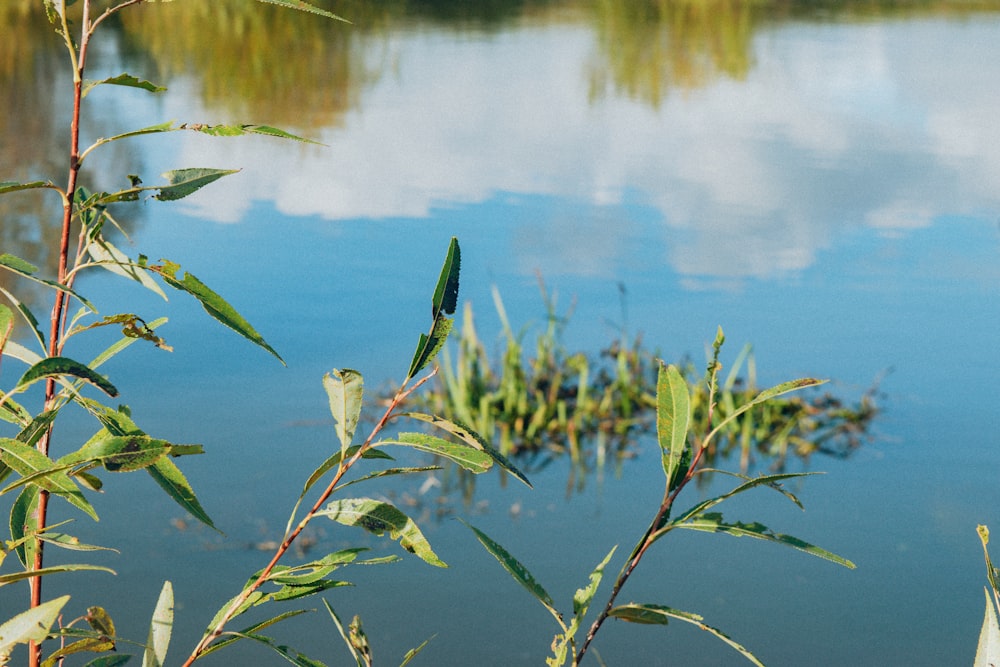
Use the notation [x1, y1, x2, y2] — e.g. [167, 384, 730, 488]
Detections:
[416, 282, 878, 476]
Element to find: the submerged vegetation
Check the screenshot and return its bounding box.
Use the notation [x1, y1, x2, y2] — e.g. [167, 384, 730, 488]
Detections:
[414, 281, 878, 477]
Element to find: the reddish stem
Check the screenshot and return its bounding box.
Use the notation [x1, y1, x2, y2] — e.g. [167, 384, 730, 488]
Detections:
[181, 372, 434, 666]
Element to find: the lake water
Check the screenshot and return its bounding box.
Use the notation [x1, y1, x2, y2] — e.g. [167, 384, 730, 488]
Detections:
[3, 2, 1000, 665]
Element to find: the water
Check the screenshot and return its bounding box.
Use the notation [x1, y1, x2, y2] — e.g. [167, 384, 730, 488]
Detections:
[2, 3, 1000, 665]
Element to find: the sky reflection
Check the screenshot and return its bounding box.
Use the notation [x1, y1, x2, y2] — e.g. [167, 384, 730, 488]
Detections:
[153, 16, 1000, 288]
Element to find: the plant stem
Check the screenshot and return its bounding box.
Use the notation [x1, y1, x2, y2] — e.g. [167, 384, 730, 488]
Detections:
[28, 3, 95, 664]
[181, 372, 435, 666]
[575, 368, 720, 665]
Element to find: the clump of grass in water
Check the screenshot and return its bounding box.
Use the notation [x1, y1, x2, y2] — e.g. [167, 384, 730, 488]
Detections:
[414, 280, 878, 476]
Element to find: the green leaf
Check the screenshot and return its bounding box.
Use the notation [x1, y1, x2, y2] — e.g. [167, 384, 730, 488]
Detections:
[15, 409, 59, 448]
[35, 532, 118, 554]
[185, 123, 322, 145]
[334, 466, 441, 493]
[675, 512, 856, 568]
[146, 458, 216, 531]
[323, 369, 364, 452]
[573, 546, 616, 619]
[0, 304, 12, 351]
[0, 438, 97, 520]
[87, 241, 168, 300]
[0, 595, 70, 656]
[0, 285, 45, 350]
[64, 434, 172, 472]
[82, 73, 166, 98]
[0, 254, 96, 312]
[253, 0, 350, 22]
[223, 630, 328, 666]
[10, 485, 39, 567]
[0, 564, 115, 586]
[379, 433, 493, 474]
[975, 587, 1000, 667]
[41, 633, 116, 666]
[322, 602, 360, 666]
[0, 180, 58, 195]
[656, 362, 690, 491]
[666, 472, 820, 531]
[399, 637, 433, 666]
[16, 356, 118, 397]
[81, 656, 132, 667]
[144, 262, 284, 364]
[142, 581, 173, 667]
[460, 520, 562, 623]
[407, 316, 453, 380]
[262, 579, 350, 604]
[403, 413, 532, 488]
[608, 603, 765, 667]
[317, 498, 446, 568]
[197, 610, 313, 659]
[706, 377, 825, 445]
[86, 606, 116, 637]
[299, 446, 393, 499]
[156, 168, 240, 201]
[432, 237, 461, 319]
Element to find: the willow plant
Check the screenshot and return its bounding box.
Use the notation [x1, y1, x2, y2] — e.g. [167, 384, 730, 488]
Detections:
[464, 328, 857, 666]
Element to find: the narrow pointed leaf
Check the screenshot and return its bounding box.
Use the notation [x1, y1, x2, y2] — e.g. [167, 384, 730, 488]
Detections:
[82, 73, 166, 98]
[88, 241, 167, 300]
[975, 587, 1000, 667]
[667, 472, 820, 529]
[80, 656, 132, 667]
[609, 603, 765, 667]
[431, 237, 461, 319]
[142, 581, 173, 667]
[261, 579, 350, 604]
[254, 0, 350, 22]
[0, 595, 70, 655]
[187, 123, 322, 145]
[322, 601, 361, 666]
[218, 630, 327, 666]
[0, 438, 97, 520]
[198, 610, 312, 658]
[36, 532, 118, 553]
[145, 263, 283, 364]
[403, 413, 532, 487]
[0, 564, 115, 586]
[90, 121, 175, 147]
[41, 635, 116, 665]
[317, 498, 446, 567]
[460, 520, 561, 622]
[0, 180, 58, 195]
[399, 637, 433, 666]
[146, 458, 216, 531]
[0, 304, 12, 351]
[16, 356, 118, 397]
[674, 512, 855, 568]
[379, 433, 493, 474]
[299, 446, 393, 499]
[10, 485, 39, 567]
[64, 434, 172, 472]
[0, 254, 96, 311]
[0, 285, 45, 350]
[707, 378, 825, 444]
[334, 466, 441, 493]
[323, 369, 364, 451]
[157, 168, 240, 201]
[407, 317, 452, 379]
[656, 362, 690, 490]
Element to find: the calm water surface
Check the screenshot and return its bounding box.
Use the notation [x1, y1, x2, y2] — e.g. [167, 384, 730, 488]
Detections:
[3, 3, 1000, 665]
